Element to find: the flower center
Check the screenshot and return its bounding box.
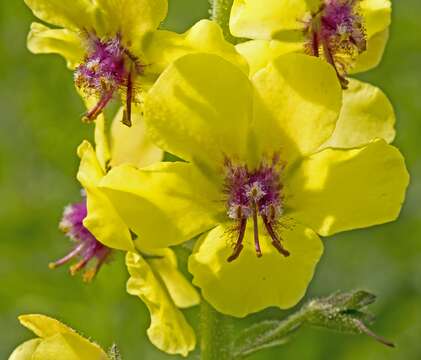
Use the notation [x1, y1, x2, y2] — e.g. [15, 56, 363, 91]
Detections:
[303, 0, 366, 88]
[224, 155, 290, 262]
[74, 33, 143, 126]
[49, 196, 111, 282]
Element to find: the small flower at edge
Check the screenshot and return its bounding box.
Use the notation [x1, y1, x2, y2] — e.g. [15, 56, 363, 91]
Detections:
[49, 194, 112, 283]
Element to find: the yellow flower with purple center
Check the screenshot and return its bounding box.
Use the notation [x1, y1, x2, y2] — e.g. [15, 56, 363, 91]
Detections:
[97, 53, 408, 317]
[25, 0, 246, 125]
[230, 0, 391, 86]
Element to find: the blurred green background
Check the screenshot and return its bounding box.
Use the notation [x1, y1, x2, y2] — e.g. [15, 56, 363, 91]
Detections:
[1, 0, 420, 359]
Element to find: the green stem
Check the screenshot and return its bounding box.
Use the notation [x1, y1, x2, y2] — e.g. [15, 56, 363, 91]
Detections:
[232, 310, 307, 358]
[209, 0, 237, 43]
[200, 301, 234, 360]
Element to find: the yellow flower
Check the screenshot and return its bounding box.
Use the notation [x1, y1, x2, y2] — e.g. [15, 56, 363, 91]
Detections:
[230, 0, 391, 86]
[8, 314, 108, 360]
[98, 53, 408, 317]
[25, 0, 246, 124]
[236, 37, 396, 150]
[72, 110, 199, 356]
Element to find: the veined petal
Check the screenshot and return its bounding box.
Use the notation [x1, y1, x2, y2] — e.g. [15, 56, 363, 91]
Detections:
[24, 0, 96, 31]
[126, 252, 196, 356]
[189, 222, 323, 317]
[230, 0, 312, 39]
[322, 79, 395, 149]
[360, 0, 391, 38]
[95, 0, 167, 43]
[99, 162, 221, 248]
[8, 339, 42, 360]
[110, 107, 163, 168]
[139, 246, 200, 308]
[351, 29, 389, 74]
[287, 140, 409, 237]
[143, 20, 248, 83]
[27, 23, 83, 69]
[32, 333, 108, 360]
[251, 54, 342, 165]
[236, 39, 303, 76]
[144, 53, 253, 174]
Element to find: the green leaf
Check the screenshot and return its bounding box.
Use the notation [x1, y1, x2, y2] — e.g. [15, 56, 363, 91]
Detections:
[232, 290, 395, 358]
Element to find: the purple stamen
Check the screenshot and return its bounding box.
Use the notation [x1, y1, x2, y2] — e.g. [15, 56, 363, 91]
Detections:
[262, 215, 290, 257]
[75, 34, 143, 125]
[304, 0, 366, 88]
[51, 195, 112, 282]
[122, 70, 133, 127]
[224, 155, 288, 261]
[227, 218, 247, 262]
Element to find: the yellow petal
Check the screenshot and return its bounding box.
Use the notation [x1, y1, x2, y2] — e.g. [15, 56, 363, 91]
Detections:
[77, 141, 105, 186]
[143, 19, 248, 83]
[126, 252, 196, 356]
[94, 115, 111, 173]
[99, 162, 221, 248]
[32, 333, 108, 360]
[189, 222, 323, 317]
[8, 339, 42, 360]
[95, 0, 167, 44]
[287, 140, 409, 236]
[144, 53, 253, 174]
[251, 54, 342, 165]
[18, 314, 75, 338]
[360, 0, 391, 38]
[236, 39, 303, 76]
[352, 29, 389, 74]
[27, 23, 83, 69]
[18, 315, 107, 359]
[142, 247, 200, 308]
[322, 79, 395, 149]
[24, 0, 96, 31]
[77, 141, 134, 251]
[110, 107, 163, 168]
[230, 0, 312, 39]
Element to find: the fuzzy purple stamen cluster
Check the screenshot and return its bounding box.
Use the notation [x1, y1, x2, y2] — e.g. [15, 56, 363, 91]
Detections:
[321, 0, 366, 53]
[224, 156, 289, 262]
[75, 35, 127, 96]
[305, 0, 366, 87]
[74, 33, 140, 123]
[50, 198, 111, 282]
[224, 157, 283, 222]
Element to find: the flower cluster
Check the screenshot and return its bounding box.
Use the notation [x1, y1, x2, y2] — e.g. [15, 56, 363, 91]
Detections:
[12, 0, 407, 358]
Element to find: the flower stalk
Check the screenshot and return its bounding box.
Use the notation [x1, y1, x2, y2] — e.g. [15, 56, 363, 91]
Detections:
[200, 301, 234, 360]
[209, 0, 237, 43]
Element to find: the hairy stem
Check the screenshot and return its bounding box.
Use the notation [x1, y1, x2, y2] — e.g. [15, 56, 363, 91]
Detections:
[200, 301, 234, 360]
[209, 0, 237, 43]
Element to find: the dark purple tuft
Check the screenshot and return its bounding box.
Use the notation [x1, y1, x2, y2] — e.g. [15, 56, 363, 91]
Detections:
[74, 33, 143, 125]
[224, 155, 289, 261]
[304, 0, 366, 88]
[50, 196, 111, 282]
